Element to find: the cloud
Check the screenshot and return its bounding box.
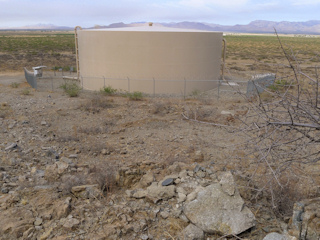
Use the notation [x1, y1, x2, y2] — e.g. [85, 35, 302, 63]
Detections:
[290, 0, 320, 5]
[0, 0, 319, 28]
[178, 0, 249, 9]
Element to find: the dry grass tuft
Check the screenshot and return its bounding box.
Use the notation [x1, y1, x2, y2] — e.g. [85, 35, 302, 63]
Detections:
[79, 95, 114, 113]
[78, 126, 108, 135]
[59, 173, 87, 195]
[88, 161, 118, 193]
[56, 135, 80, 142]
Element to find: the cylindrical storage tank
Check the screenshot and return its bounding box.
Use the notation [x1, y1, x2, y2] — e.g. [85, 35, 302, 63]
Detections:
[77, 26, 223, 94]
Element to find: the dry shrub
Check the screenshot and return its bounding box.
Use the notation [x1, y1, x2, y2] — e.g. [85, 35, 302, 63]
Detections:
[150, 102, 166, 115]
[163, 217, 188, 240]
[79, 95, 113, 113]
[150, 99, 177, 115]
[59, 173, 87, 195]
[0, 102, 11, 118]
[78, 126, 108, 135]
[58, 162, 118, 196]
[269, 178, 305, 218]
[229, 33, 320, 222]
[88, 161, 118, 193]
[183, 105, 215, 121]
[80, 142, 114, 155]
[56, 135, 79, 142]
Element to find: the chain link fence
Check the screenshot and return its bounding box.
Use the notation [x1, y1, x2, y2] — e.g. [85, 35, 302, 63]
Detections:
[78, 75, 273, 100]
[38, 70, 78, 92]
[23, 65, 276, 101]
[23, 67, 78, 92]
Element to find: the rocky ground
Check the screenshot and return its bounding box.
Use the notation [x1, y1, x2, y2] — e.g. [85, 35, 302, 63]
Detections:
[0, 74, 319, 240]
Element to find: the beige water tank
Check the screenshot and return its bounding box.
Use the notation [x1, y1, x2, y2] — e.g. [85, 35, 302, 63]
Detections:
[77, 25, 223, 94]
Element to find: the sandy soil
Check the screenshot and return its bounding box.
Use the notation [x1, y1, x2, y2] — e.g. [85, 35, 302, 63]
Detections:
[2, 72, 318, 239]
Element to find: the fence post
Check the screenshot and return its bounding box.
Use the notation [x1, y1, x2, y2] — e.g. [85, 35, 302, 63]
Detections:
[127, 77, 130, 92]
[81, 76, 83, 90]
[153, 78, 155, 97]
[218, 80, 220, 100]
[103, 76, 105, 88]
[184, 78, 187, 98]
[51, 76, 53, 92]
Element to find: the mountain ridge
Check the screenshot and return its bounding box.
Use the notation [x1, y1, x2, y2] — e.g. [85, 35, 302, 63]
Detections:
[1, 20, 320, 34]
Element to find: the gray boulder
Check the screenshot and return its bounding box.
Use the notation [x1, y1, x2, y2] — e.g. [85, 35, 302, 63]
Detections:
[263, 232, 297, 240]
[183, 173, 255, 235]
[263, 232, 287, 240]
[182, 224, 205, 240]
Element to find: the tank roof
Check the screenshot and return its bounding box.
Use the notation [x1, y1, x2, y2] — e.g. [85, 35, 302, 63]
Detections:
[82, 26, 221, 33]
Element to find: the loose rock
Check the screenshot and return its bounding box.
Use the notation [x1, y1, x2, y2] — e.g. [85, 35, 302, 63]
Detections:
[183, 182, 255, 235]
[5, 143, 17, 151]
[161, 178, 174, 186]
[146, 182, 176, 203]
[71, 184, 102, 199]
[182, 223, 205, 240]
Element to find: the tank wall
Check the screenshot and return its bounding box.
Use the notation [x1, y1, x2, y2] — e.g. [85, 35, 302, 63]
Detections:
[78, 30, 223, 94]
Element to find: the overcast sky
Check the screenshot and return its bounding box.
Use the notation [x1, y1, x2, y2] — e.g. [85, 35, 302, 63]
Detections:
[1, 0, 320, 28]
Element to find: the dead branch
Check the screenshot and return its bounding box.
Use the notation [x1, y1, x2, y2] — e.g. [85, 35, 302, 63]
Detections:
[268, 121, 320, 129]
[181, 112, 237, 129]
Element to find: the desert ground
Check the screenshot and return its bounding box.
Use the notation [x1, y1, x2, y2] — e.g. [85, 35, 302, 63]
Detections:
[0, 31, 319, 240]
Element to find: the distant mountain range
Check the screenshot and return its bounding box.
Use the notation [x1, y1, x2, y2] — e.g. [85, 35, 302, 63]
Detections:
[2, 20, 320, 34]
[1, 23, 73, 30]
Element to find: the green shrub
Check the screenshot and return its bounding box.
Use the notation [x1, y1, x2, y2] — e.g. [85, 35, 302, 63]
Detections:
[268, 79, 293, 92]
[10, 82, 19, 88]
[52, 66, 62, 71]
[101, 85, 117, 95]
[60, 82, 81, 97]
[127, 91, 144, 101]
[21, 89, 31, 95]
[62, 66, 70, 71]
[190, 89, 201, 98]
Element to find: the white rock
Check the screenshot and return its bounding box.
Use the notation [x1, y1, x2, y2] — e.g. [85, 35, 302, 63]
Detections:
[220, 171, 236, 196]
[221, 110, 235, 116]
[263, 232, 296, 240]
[183, 183, 255, 235]
[177, 193, 187, 203]
[146, 182, 175, 203]
[63, 217, 80, 230]
[182, 224, 204, 240]
[132, 189, 148, 199]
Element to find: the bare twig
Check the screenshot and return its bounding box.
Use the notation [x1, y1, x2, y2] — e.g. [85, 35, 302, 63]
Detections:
[181, 113, 237, 129]
[268, 121, 320, 129]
